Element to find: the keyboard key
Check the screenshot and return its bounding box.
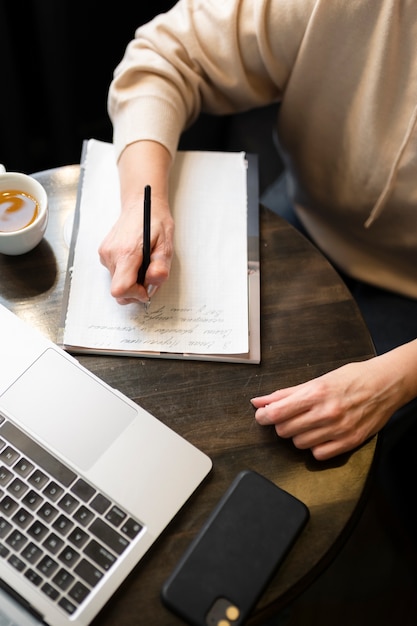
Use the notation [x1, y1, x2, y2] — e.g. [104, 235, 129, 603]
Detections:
[38, 502, 59, 523]
[37, 555, 59, 577]
[28, 520, 49, 541]
[52, 514, 74, 536]
[0, 515, 12, 538]
[12, 507, 34, 529]
[43, 532, 64, 555]
[28, 469, 49, 490]
[25, 568, 43, 586]
[58, 546, 80, 568]
[105, 505, 126, 527]
[73, 505, 94, 527]
[58, 597, 77, 615]
[69, 580, 90, 604]
[68, 527, 89, 549]
[58, 493, 79, 514]
[41, 582, 60, 600]
[89, 518, 129, 555]
[21, 542, 43, 564]
[0, 446, 19, 466]
[0, 494, 19, 516]
[74, 559, 103, 587]
[70, 478, 96, 502]
[6, 529, 28, 551]
[53, 568, 75, 591]
[22, 490, 43, 511]
[43, 481, 64, 502]
[0, 544, 10, 558]
[121, 517, 143, 539]
[90, 492, 111, 514]
[7, 477, 28, 498]
[84, 539, 116, 571]
[14, 457, 35, 478]
[8, 554, 25, 571]
[0, 465, 13, 486]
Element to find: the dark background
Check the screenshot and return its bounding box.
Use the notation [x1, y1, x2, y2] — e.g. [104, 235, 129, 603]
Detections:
[0, 0, 281, 192]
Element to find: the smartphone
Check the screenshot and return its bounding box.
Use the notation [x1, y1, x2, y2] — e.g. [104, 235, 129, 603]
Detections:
[161, 469, 309, 626]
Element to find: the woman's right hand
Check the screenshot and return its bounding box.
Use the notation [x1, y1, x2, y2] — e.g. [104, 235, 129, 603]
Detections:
[98, 140, 174, 305]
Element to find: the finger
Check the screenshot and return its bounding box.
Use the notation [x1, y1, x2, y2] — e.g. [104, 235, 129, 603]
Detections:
[253, 388, 315, 426]
[146, 251, 172, 285]
[251, 388, 291, 407]
[272, 422, 341, 461]
[285, 421, 333, 447]
[251, 378, 319, 411]
[140, 254, 172, 302]
[111, 257, 139, 293]
[290, 424, 365, 460]
[111, 259, 150, 303]
[116, 297, 141, 306]
[310, 439, 352, 461]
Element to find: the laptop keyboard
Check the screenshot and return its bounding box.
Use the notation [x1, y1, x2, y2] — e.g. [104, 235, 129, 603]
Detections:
[0, 415, 144, 617]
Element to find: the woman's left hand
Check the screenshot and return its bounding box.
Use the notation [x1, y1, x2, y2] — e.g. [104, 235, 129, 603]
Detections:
[251, 342, 417, 460]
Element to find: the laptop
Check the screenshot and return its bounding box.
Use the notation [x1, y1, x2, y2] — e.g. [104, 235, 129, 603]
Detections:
[0, 302, 212, 626]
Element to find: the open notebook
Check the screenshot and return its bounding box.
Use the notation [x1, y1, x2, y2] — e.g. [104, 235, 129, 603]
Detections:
[59, 139, 260, 364]
[0, 303, 212, 626]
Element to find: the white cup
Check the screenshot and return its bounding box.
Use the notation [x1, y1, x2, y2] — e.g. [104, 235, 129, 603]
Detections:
[0, 165, 48, 255]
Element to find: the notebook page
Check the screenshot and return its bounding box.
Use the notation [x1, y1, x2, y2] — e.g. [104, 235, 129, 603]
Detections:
[63, 140, 249, 355]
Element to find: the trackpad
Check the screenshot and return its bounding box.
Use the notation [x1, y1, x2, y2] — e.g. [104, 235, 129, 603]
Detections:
[0, 349, 137, 470]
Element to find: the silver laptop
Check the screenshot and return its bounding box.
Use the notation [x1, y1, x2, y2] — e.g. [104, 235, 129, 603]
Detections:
[0, 303, 212, 626]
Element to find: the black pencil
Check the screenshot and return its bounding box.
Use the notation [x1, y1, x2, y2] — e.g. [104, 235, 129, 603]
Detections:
[137, 185, 151, 285]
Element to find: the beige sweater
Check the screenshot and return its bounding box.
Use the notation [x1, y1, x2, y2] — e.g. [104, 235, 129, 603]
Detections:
[108, 0, 417, 298]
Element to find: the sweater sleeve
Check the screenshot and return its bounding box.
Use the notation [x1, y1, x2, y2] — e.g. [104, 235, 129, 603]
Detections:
[108, 0, 314, 161]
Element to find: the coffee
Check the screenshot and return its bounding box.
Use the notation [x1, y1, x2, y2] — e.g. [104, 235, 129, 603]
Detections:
[0, 189, 39, 232]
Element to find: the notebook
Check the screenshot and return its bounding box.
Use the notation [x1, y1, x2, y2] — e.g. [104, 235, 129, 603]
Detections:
[59, 140, 260, 364]
[0, 302, 212, 626]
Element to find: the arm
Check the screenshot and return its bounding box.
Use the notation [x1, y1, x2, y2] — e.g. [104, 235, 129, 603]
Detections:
[102, 1, 311, 303]
[251, 339, 417, 460]
[108, 0, 291, 163]
[98, 140, 174, 304]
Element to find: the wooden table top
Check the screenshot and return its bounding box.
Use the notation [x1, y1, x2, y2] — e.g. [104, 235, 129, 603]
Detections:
[0, 165, 377, 625]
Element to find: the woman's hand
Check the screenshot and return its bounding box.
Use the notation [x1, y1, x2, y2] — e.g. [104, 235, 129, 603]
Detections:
[98, 140, 174, 305]
[98, 193, 174, 305]
[251, 340, 417, 460]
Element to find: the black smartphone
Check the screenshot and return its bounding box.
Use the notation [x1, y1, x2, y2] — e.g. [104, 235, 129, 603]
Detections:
[161, 469, 309, 626]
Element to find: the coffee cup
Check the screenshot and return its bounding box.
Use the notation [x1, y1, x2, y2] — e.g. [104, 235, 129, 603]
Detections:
[0, 164, 48, 255]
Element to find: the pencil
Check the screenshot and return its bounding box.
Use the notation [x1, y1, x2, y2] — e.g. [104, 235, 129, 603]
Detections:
[137, 185, 151, 285]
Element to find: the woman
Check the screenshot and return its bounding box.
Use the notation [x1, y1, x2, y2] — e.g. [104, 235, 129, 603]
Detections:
[98, 0, 417, 461]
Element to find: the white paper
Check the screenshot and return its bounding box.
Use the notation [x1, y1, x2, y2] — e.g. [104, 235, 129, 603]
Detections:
[63, 140, 249, 355]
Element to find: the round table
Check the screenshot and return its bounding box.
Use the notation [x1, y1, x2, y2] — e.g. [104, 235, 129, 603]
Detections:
[0, 165, 377, 625]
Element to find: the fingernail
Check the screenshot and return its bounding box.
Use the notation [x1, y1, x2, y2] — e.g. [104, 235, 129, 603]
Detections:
[147, 284, 158, 298]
